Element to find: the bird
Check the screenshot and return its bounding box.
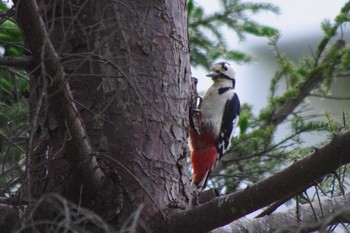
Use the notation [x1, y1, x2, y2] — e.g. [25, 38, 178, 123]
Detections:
[190, 62, 240, 189]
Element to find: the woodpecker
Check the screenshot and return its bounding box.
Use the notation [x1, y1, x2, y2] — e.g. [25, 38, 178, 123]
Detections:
[190, 62, 240, 189]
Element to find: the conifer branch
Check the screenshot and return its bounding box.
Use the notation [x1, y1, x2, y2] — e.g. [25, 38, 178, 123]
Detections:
[167, 130, 350, 233]
[263, 39, 346, 128]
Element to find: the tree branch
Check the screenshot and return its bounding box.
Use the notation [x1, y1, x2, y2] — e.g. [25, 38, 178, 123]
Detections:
[263, 2, 350, 128]
[212, 192, 350, 233]
[263, 39, 346, 128]
[310, 93, 350, 100]
[14, 0, 105, 189]
[167, 130, 350, 233]
[0, 56, 32, 69]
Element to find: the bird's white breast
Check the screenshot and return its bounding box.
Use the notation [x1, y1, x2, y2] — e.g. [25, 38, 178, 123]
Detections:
[200, 80, 235, 136]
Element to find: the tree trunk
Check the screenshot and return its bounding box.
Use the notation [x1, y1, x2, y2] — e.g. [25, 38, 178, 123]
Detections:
[16, 0, 192, 229]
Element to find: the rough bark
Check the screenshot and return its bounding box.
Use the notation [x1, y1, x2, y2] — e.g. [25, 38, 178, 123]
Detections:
[88, 0, 193, 225]
[14, 0, 192, 230]
[167, 130, 350, 233]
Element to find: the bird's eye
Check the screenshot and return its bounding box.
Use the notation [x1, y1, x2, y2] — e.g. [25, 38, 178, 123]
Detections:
[223, 64, 228, 71]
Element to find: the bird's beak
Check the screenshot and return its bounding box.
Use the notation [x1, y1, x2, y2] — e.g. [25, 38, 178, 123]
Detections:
[206, 71, 221, 77]
[207, 63, 222, 77]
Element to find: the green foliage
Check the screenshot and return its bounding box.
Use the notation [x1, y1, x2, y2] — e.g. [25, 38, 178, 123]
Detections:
[273, 88, 298, 105]
[0, 69, 27, 104]
[290, 115, 328, 134]
[0, 97, 27, 194]
[0, 2, 26, 195]
[316, 2, 350, 64]
[340, 46, 350, 69]
[188, 0, 279, 68]
[0, 3, 23, 57]
[321, 19, 334, 37]
[238, 104, 252, 134]
[0, 99, 28, 156]
[0, 21, 23, 56]
[0, 2, 25, 104]
[324, 111, 343, 136]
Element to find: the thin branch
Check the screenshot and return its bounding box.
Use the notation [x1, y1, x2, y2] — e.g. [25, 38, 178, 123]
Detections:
[255, 187, 306, 219]
[0, 56, 32, 69]
[14, 0, 105, 189]
[0, 6, 15, 26]
[212, 125, 322, 174]
[166, 130, 350, 233]
[309, 93, 350, 100]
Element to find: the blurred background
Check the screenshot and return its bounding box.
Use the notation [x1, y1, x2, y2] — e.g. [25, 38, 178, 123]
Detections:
[192, 0, 350, 146]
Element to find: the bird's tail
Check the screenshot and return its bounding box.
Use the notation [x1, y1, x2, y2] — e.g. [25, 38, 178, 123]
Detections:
[191, 145, 217, 188]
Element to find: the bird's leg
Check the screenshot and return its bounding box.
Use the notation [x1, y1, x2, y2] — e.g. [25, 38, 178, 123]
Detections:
[190, 77, 202, 134]
[191, 95, 202, 135]
[195, 95, 203, 110]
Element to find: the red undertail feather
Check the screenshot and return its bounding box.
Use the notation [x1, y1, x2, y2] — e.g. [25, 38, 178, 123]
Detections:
[191, 145, 217, 187]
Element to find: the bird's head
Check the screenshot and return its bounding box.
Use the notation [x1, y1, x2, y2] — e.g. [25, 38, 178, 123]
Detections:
[206, 62, 236, 80]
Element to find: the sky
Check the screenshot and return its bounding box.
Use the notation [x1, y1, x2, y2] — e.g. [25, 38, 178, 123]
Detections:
[192, 0, 348, 112]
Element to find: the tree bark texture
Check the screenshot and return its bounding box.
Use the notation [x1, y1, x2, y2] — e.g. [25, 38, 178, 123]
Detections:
[15, 0, 192, 229]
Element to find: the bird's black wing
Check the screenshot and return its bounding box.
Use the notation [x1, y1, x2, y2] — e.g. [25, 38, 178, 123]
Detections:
[216, 93, 240, 160]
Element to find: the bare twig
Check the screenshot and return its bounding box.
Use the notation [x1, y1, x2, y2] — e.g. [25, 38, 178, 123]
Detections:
[18, 193, 113, 232]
